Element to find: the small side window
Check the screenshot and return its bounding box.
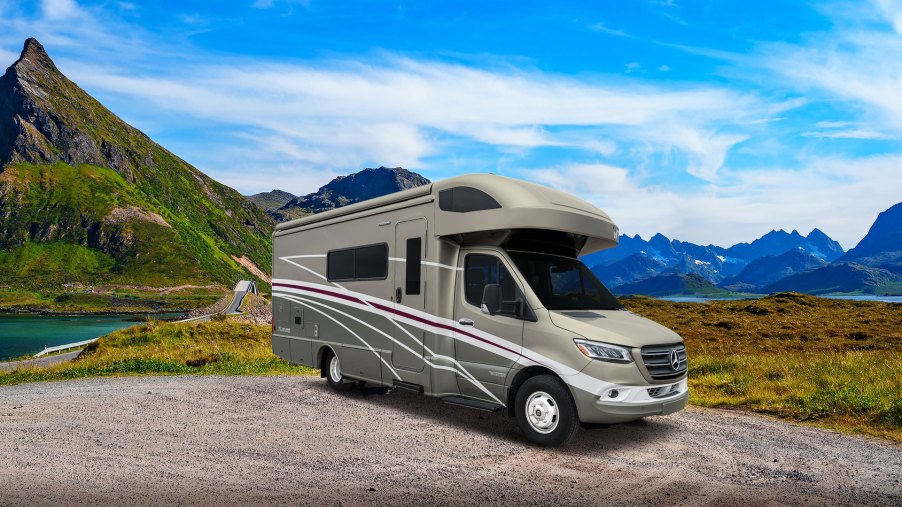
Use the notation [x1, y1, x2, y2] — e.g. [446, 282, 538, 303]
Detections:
[405, 237, 421, 295]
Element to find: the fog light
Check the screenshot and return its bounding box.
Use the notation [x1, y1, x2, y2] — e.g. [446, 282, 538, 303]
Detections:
[608, 389, 619, 399]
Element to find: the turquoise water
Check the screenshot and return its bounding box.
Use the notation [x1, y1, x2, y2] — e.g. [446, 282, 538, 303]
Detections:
[658, 295, 902, 303]
[0, 313, 183, 361]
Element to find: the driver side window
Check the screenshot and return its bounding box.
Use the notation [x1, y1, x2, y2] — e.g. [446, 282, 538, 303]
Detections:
[464, 254, 518, 316]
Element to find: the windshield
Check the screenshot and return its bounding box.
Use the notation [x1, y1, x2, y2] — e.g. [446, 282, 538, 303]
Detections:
[509, 251, 623, 311]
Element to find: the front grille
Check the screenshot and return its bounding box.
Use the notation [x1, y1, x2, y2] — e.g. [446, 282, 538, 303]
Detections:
[640, 343, 687, 380]
[647, 385, 680, 399]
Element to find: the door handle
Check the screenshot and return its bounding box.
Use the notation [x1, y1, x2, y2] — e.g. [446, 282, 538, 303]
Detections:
[395, 287, 402, 304]
[458, 318, 475, 327]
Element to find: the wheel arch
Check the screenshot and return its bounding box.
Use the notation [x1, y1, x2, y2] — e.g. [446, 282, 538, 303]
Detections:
[316, 344, 335, 378]
[506, 365, 561, 417]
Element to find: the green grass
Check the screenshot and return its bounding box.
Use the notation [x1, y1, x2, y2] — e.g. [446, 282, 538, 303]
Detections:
[623, 293, 902, 441]
[0, 320, 312, 385]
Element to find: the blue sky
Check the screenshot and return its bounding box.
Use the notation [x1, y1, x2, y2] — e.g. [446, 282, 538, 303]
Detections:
[1, 0, 901, 248]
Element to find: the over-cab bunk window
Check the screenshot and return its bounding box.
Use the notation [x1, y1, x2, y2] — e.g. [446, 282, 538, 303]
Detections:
[438, 186, 501, 213]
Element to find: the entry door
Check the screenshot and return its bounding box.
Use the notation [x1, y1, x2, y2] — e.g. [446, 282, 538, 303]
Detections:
[392, 218, 427, 372]
[453, 250, 524, 401]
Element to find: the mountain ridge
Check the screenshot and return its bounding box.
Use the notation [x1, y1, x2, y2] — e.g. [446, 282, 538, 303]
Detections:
[271, 166, 430, 221]
[246, 189, 296, 213]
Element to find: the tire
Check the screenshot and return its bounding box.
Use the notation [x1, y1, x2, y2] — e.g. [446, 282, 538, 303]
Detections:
[324, 350, 355, 392]
[515, 375, 579, 447]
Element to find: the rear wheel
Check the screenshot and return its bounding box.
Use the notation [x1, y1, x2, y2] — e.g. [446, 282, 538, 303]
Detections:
[515, 375, 579, 447]
[324, 350, 354, 391]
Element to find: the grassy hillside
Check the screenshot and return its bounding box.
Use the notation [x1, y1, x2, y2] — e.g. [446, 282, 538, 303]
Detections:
[0, 39, 275, 301]
[0, 162, 271, 289]
[623, 293, 902, 441]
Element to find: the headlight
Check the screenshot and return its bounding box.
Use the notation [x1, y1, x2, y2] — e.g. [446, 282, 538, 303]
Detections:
[574, 339, 633, 363]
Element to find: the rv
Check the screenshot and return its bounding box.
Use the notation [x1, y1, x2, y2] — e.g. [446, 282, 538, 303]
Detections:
[271, 174, 688, 446]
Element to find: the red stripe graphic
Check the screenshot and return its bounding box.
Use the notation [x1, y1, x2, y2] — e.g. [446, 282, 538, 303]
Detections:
[273, 282, 539, 364]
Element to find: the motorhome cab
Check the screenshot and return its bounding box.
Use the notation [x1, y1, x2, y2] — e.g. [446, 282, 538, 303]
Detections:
[271, 174, 688, 446]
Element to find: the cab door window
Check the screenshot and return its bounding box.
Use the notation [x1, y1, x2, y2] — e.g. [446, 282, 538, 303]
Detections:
[464, 254, 523, 318]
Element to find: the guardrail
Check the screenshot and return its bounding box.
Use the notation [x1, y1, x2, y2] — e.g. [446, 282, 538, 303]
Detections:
[176, 314, 216, 323]
[33, 338, 100, 357]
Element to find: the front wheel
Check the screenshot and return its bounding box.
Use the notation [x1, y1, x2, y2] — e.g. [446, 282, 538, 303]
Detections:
[515, 375, 579, 447]
[324, 350, 355, 391]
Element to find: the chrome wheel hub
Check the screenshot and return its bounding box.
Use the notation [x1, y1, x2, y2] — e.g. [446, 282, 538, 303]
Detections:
[329, 355, 342, 383]
[525, 391, 559, 434]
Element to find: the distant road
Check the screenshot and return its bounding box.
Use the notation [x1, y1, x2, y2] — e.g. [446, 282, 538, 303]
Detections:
[224, 280, 256, 315]
[0, 376, 899, 506]
[0, 349, 83, 373]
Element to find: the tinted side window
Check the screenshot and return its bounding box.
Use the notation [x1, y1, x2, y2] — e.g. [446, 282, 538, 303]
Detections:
[355, 244, 388, 279]
[464, 254, 517, 312]
[327, 248, 355, 280]
[405, 237, 421, 295]
[327, 243, 388, 281]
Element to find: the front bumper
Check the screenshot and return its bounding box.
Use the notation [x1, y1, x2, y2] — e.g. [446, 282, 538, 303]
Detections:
[571, 378, 689, 424]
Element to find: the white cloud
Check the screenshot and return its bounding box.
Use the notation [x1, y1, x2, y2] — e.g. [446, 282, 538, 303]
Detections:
[41, 0, 82, 20]
[524, 164, 637, 195]
[758, 2, 902, 136]
[801, 129, 890, 139]
[252, 0, 310, 10]
[587, 22, 630, 38]
[59, 53, 772, 186]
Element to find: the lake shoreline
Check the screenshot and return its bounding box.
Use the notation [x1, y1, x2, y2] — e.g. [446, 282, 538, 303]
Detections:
[0, 307, 193, 317]
[0, 312, 188, 361]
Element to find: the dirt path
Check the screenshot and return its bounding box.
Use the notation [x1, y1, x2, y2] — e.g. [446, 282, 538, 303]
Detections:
[0, 376, 899, 506]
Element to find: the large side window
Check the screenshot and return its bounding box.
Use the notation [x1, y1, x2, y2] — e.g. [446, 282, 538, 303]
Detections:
[327, 243, 388, 281]
[464, 254, 518, 316]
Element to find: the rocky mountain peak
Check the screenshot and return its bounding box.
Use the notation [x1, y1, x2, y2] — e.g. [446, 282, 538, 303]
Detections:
[840, 201, 902, 264]
[0, 37, 157, 180]
[809, 228, 828, 239]
[12, 38, 58, 74]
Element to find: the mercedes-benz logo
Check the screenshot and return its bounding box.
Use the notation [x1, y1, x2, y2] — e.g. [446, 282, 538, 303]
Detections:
[670, 350, 681, 370]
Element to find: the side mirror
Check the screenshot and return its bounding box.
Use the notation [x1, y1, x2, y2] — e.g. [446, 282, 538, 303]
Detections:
[481, 284, 502, 315]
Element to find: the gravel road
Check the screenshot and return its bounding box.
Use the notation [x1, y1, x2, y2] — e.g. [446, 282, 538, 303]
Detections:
[1, 375, 899, 506]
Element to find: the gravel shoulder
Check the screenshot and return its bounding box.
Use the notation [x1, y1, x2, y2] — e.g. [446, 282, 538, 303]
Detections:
[0, 375, 899, 506]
